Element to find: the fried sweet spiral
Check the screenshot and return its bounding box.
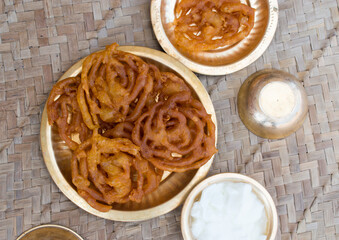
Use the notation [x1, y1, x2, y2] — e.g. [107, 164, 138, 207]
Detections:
[102, 122, 134, 139]
[47, 76, 91, 150]
[71, 129, 163, 212]
[146, 71, 192, 107]
[173, 0, 255, 51]
[78, 43, 155, 129]
[132, 91, 217, 172]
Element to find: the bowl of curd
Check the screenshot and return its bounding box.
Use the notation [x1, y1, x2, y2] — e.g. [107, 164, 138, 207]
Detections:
[181, 173, 278, 240]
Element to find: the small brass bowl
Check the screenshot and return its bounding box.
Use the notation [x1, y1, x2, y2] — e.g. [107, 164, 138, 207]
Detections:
[237, 69, 308, 139]
[16, 224, 83, 240]
[181, 173, 278, 240]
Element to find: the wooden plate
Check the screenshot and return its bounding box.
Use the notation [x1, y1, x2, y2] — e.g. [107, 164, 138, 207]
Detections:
[40, 46, 217, 221]
[151, 0, 279, 75]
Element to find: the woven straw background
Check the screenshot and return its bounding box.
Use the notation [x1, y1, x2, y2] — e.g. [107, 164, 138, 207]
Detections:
[0, 0, 339, 239]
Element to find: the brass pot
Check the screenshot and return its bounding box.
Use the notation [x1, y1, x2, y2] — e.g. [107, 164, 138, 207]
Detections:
[237, 69, 308, 139]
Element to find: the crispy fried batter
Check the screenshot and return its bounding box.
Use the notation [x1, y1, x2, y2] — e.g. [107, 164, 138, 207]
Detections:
[47, 76, 91, 150]
[78, 43, 154, 129]
[146, 71, 192, 107]
[102, 122, 134, 139]
[71, 129, 162, 212]
[132, 91, 217, 172]
[173, 0, 255, 51]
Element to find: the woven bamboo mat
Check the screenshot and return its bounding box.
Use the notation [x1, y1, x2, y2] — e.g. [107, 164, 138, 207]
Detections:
[0, 0, 339, 239]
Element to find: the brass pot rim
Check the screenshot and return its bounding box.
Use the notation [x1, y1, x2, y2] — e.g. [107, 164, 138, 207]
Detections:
[16, 224, 83, 240]
[181, 173, 278, 240]
[150, 0, 279, 75]
[40, 46, 217, 221]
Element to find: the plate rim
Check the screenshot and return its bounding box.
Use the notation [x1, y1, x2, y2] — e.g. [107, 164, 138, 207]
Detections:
[40, 46, 218, 221]
[16, 224, 84, 240]
[150, 0, 279, 75]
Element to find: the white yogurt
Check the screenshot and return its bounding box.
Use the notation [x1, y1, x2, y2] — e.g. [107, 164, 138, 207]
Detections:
[259, 81, 296, 119]
[190, 182, 267, 240]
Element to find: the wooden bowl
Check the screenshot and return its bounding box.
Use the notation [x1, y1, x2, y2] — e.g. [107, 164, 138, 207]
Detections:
[40, 46, 217, 221]
[181, 173, 278, 239]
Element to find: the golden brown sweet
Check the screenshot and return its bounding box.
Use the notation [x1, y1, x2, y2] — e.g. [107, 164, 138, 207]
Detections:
[173, 0, 255, 51]
[102, 122, 134, 139]
[47, 76, 91, 150]
[78, 43, 154, 129]
[146, 71, 192, 107]
[132, 91, 217, 172]
[71, 129, 163, 212]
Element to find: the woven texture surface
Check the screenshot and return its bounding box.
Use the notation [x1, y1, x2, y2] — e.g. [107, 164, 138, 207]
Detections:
[1, 0, 339, 239]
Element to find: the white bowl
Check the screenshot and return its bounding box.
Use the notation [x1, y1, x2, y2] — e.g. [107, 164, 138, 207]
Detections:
[181, 173, 278, 239]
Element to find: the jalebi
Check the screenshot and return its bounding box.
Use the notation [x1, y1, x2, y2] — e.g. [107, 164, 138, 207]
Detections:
[71, 129, 163, 212]
[78, 43, 154, 129]
[132, 91, 217, 172]
[173, 0, 255, 51]
[47, 76, 91, 150]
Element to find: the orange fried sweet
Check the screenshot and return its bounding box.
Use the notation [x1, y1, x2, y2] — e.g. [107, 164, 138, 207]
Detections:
[102, 122, 134, 139]
[78, 43, 155, 129]
[71, 129, 163, 212]
[146, 71, 192, 107]
[132, 91, 217, 172]
[173, 0, 255, 51]
[47, 76, 91, 150]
